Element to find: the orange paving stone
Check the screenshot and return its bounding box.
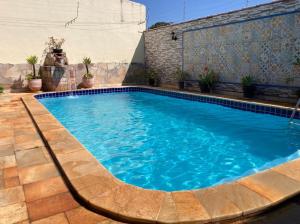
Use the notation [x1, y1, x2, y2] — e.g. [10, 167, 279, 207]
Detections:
[4, 176, 20, 188]
[18, 163, 60, 185]
[31, 213, 69, 224]
[24, 176, 68, 202]
[27, 192, 80, 221]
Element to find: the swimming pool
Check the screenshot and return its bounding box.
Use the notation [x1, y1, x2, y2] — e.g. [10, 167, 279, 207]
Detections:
[38, 88, 300, 191]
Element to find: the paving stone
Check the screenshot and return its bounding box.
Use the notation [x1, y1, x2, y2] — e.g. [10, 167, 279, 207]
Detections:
[0, 186, 25, 206]
[24, 176, 68, 202]
[19, 163, 59, 185]
[66, 207, 107, 224]
[16, 147, 48, 168]
[0, 202, 28, 224]
[31, 213, 69, 224]
[157, 193, 178, 223]
[4, 176, 20, 188]
[172, 191, 211, 222]
[0, 155, 16, 169]
[27, 192, 79, 221]
[3, 166, 18, 178]
[0, 144, 14, 157]
[238, 170, 300, 203]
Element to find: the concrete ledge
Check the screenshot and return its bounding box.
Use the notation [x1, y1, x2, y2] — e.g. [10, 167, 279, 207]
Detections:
[22, 87, 300, 224]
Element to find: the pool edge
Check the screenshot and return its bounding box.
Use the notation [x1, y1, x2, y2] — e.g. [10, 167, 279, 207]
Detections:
[21, 87, 300, 224]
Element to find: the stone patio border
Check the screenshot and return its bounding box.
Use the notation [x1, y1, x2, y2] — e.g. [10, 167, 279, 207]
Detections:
[22, 87, 300, 224]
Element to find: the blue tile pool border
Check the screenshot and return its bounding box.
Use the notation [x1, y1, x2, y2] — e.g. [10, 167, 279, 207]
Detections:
[34, 87, 300, 120]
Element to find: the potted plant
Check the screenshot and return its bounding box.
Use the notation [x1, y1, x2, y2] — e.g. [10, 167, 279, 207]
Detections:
[199, 67, 217, 93]
[0, 85, 3, 94]
[26, 55, 41, 92]
[147, 69, 159, 87]
[44, 37, 65, 54]
[82, 57, 94, 88]
[241, 75, 256, 98]
[175, 68, 189, 90]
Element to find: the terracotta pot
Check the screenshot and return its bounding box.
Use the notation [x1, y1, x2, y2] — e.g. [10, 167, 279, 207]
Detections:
[82, 77, 94, 88]
[28, 79, 42, 92]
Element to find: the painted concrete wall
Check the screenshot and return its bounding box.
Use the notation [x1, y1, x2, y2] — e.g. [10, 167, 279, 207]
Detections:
[0, 0, 146, 89]
[144, 0, 300, 102]
[0, 0, 145, 64]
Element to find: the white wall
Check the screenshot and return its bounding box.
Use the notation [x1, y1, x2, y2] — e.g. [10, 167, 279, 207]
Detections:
[0, 0, 146, 64]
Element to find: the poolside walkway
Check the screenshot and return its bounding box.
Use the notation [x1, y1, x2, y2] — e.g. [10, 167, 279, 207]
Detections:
[0, 93, 121, 224]
[1, 91, 300, 224]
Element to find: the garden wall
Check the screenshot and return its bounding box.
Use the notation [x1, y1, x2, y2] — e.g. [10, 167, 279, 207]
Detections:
[144, 0, 300, 102]
[0, 0, 146, 90]
[0, 63, 146, 92]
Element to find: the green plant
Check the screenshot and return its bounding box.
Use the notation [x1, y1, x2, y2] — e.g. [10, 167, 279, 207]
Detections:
[26, 55, 39, 79]
[82, 57, 93, 79]
[293, 58, 300, 66]
[175, 68, 189, 81]
[199, 68, 217, 89]
[147, 69, 158, 80]
[241, 75, 255, 86]
[0, 85, 3, 93]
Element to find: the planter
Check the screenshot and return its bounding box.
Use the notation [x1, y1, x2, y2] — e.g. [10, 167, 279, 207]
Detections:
[149, 78, 155, 87]
[178, 81, 184, 90]
[82, 77, 94, 88]
[199, 82, 210, 93]
[243, 85, 256, 98]
[53, 49, 63, 54]
[28, 79, 42, 92]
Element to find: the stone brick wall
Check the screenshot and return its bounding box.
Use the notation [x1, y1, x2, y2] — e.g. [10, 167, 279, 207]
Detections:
[0, 63, 145, 92]
[144, 0, 300, 102]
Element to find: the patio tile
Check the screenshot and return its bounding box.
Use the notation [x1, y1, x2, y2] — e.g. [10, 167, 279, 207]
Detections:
[0, 137, 14, 146]
[4, 176, 20, 188]
[15, 134, 42, 145]
[15, 139, 44, 151]
[14, 127, 37, 137]
[172, 191, 210, 223]
[65, 207, 107, 224]
[19, 163, 59, 185]
[24, 176, 68, 202]
[157, 193, 178, 223]
[16, 147, 48, 168]
[31, 213, 69, 224]
[0, 202, 28, 224]
[42, 128, 74, 144]
[0, 155, 16, 169]
[90, 185, 165, 221]
[238, 170, 300, 203]
[27, 192, 79, 221]
[204, 183, 271, 216]
[71, 168, 116, 191]
[3, 166, 18, 178]
[272, 159, 300, 182]
[0, 144, 14, 157]
[0, 186, 25, 206]
[50, 141, 83, 155]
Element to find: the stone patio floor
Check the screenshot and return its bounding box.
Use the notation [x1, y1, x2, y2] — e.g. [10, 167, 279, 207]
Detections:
[1, 92, 300, 224]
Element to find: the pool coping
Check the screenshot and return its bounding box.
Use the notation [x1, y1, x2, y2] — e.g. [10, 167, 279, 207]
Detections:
[22, 86, 300, 224]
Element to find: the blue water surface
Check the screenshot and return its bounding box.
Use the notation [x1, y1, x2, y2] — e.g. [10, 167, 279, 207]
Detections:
[39, 92, 300, 191]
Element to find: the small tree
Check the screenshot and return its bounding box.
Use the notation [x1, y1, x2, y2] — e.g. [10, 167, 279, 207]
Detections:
[149, 22, 171, 29]
[26, 55, 39, 79]
[83, 57, 93, 79]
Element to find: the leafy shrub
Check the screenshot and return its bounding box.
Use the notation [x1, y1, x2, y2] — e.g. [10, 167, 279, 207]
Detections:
[241, 75, 255, 86]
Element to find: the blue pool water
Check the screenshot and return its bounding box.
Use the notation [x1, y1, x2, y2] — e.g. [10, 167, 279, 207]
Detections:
[39, 92, 300, 191]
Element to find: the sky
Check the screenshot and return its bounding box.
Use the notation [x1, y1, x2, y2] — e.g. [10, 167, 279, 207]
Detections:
[133, 0, 273, 27]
